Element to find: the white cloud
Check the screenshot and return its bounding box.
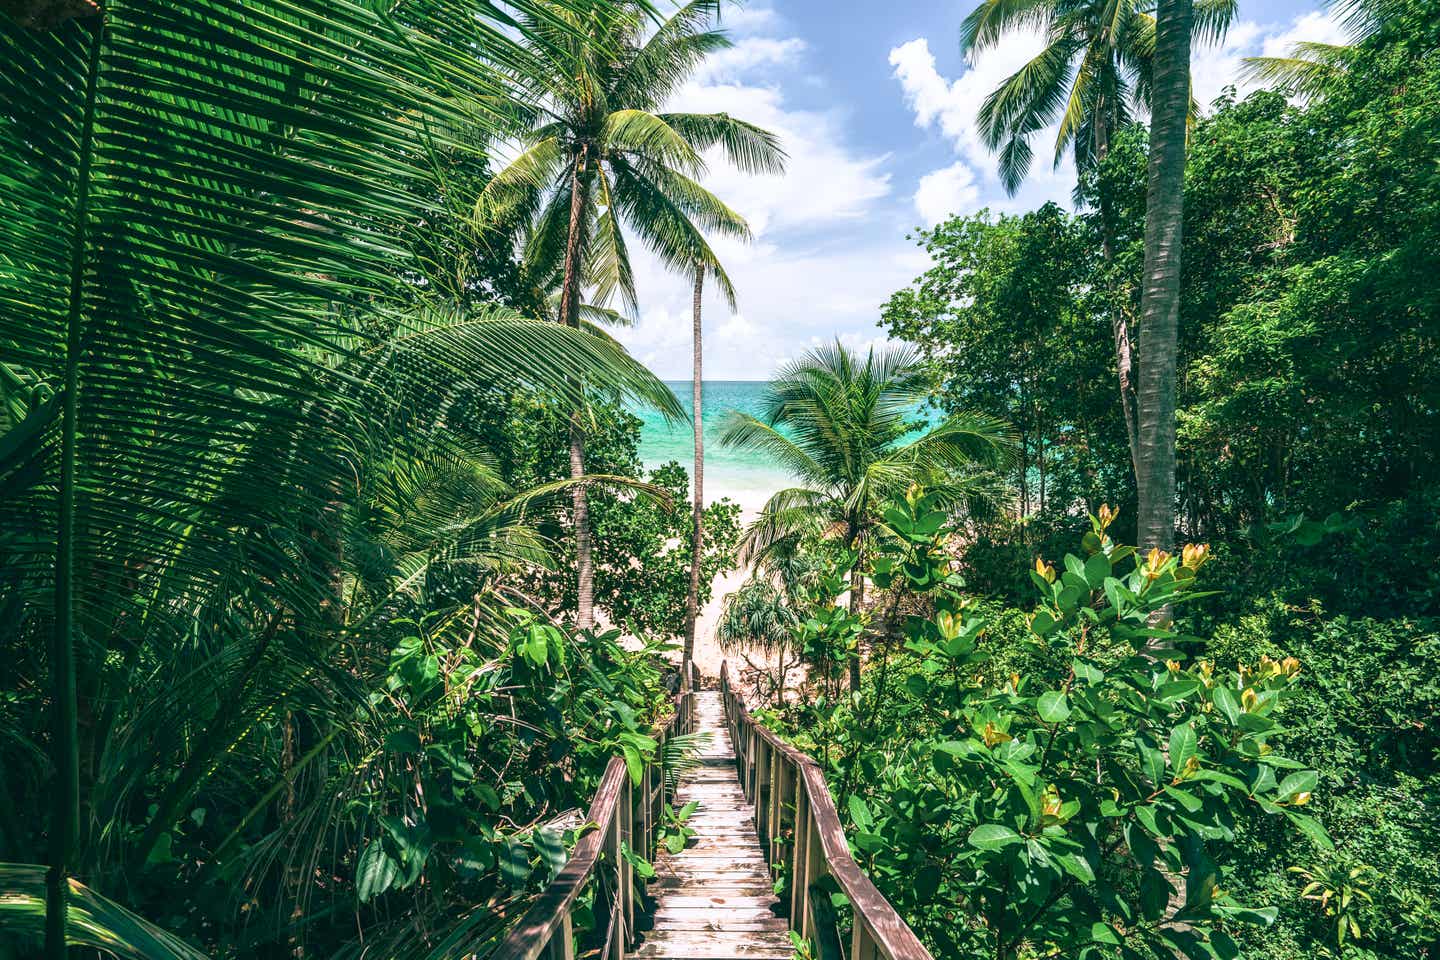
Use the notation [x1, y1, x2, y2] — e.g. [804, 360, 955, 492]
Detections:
[889, 35, 1077, 218]
[668, 78, 892, 233]
[1190, 10, 1348, 109]
[914, 162, 979, 226]
[891, 7, 1346, 224]
[691, 36, 805, 83]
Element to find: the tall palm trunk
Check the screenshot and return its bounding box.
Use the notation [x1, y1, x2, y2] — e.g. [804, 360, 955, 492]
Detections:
[847, 522, 865, 694]
[559, 145, 596, 629]
[1135, 0, 1192, 554]
[1095, 114, 1140, 479]
[683, 263, 704, 683]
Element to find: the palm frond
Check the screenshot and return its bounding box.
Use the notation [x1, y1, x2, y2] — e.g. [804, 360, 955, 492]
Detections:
[1240, 42, 1355, 100]
[657, 112, 788, 175]
[960, 0, 1056, 53]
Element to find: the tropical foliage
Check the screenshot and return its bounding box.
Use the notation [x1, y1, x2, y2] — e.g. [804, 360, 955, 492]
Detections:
[718, 341, 1014, 689]
[478, 0, 784, 629]
[762, 490, 1325, 959]
[0, 0, 752, 956]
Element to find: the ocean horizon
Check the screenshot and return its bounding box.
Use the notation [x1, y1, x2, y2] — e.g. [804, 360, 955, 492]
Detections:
[633, 380, 789, 510]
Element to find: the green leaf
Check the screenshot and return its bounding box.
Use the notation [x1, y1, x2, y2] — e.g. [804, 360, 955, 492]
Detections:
[1217, 904, 1280, 926]
[384, 730, 422, 754]
[968, 823, 1021, 851]
[914, 864, 943, 901]
[500, 839, 531, 888]
[1212, 684, 1242, 725]
[1089, 921, 1122, 945]
[1284, 809, 1334, 853]
[1169, 723, 1197, 773]
[1083, 552, 1111, 589]
[1139, 868, 1170, 921]
[1056, 851, 1095, 883]
[620, 742, 644, 786]
[1037, 690, 1070, 723]
[356, 839, 400, 902]
[1276, 769, 1318, 801]
[847, 794, 875, 832]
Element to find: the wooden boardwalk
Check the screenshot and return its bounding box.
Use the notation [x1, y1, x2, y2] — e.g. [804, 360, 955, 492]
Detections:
[633, 690, 792, 959]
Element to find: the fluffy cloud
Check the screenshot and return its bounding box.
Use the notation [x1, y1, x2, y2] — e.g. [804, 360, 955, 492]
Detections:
[892, 7, 1346, 223]
[914, 161, 979, 226]
[889, 35, 1077, 218]
[1191, 10, 1348, 109]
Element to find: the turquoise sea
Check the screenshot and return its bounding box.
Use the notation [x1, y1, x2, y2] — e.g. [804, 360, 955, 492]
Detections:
[633, 381, 790, 508]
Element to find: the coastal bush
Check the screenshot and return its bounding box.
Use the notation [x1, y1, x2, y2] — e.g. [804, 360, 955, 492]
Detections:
[767, 491, 1327, 960]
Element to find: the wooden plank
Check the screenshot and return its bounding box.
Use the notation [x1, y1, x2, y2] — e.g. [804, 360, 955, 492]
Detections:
[652, 918, 791, 933]
[646, 894, 780, 909]
[632, 943, 792, 959]
[651, 906, 784, 923]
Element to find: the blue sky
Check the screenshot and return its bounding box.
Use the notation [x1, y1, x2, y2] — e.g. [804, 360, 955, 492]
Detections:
[613, 0, 1344, 380]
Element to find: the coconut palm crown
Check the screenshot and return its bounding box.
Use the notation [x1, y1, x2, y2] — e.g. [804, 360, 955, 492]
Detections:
[479, 0, 785, 630]
[480, 0, 786, 314]
[964, 0, 1238, 193]
[719, 342, 1014, 586]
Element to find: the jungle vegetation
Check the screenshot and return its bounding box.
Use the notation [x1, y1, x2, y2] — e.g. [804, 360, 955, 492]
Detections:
[723, 0, 1440, 958]
[0, 1, 772, 957]
[2, 0, 1437, 957]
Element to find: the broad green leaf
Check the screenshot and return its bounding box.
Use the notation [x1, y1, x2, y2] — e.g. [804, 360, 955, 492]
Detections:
[1212, 684, 1242, 724]
[1284, 809, 1334, 852]
[847, 794, 875, 832]
[1037, 690, 1070, 723]
[968, 823, 1021, 851]
[357, 840, 400, 902]
[1168, 723, 1197, 772]
[1276, 769, 1318, 801]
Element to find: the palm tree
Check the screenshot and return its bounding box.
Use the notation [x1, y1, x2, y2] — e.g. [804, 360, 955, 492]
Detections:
[685, 263, 707, 683]
[718, 342, 1014, 692]
[963, 0, 1236, 490]
[0, 2, 681, 953]
[1240, 0, 1397, 99]
[1135, 0, 1193, 554]
[481, 0, 785, 631]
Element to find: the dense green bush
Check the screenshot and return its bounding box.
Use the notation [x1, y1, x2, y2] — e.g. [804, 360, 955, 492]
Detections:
[767, 492, 1327, 959]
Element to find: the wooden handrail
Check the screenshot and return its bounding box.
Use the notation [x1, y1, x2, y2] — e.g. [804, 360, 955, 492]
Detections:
[491, 662, 700, 960]
[720, 661, 934, 960]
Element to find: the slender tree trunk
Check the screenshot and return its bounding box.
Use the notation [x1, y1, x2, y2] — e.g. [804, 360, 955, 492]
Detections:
[1136, 0, 1191, 555]
[683, 263, 705, 684]
[847, 523, 865, 695]
[559, 145, 596, 629]
[1094, 115, 1141, 481]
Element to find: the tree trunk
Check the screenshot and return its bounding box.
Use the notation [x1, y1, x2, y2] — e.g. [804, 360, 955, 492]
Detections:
[1095, 112, 1141, 481]
[847, 524, 865, 695]
[559, 145, 596, 629]
[1135, 0, 1192, 555]
[683, 263, 705, 684]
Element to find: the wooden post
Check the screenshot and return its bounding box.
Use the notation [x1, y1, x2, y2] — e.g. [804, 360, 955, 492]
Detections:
[755, 740, 772, 846]
[801, 816, 826, 942]
[771, 754, 783, 869]
[620, 778, 634, 948]
[851, 922, 879, 960]
[546, 913, 574, 960]
[790, 785, 811, 926]
[604, 808, 623, 960]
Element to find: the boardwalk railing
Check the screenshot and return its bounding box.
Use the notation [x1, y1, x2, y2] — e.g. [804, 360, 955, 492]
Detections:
[491, 664, 698, 960]
[720, 661, 934, 960]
